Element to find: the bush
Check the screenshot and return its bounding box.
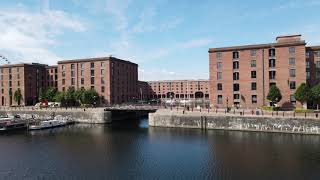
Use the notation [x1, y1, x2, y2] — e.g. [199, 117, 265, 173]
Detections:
[294, 108, 314, 113]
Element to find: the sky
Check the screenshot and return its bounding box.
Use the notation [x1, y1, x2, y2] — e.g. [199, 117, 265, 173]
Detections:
[0, 0, 320, 81]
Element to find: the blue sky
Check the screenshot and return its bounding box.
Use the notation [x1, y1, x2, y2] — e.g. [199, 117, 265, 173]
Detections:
[0, 0, 319, 80]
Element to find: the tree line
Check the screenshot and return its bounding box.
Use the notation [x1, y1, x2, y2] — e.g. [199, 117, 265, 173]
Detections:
[267, 82, 320, 109]
[39, 87, 99, 106]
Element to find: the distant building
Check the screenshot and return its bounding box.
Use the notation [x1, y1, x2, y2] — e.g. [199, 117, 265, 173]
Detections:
[145, 80, 210, 100]
[57, 56, 138, 105]
[209, 34, 320, 109]
[0, 63, 47, 106]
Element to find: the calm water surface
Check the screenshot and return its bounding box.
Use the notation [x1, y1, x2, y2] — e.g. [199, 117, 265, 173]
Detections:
[0, 118, 320, 180]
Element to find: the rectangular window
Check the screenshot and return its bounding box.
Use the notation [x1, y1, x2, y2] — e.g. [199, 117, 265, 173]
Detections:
[216, 52, 222, 60]
[269, 71, 276, 80]
[306, 61, 310, 68]
[91, 69, 94, 76]
[233, 51, 239, 59]
[306, 51, 311, 58]
[217, 62, 222, 69]
[251, 60, 256, 67]
[251, 71, 256, 78]
[62, 71, 65, 77]
[233, 72, 239, 80]
[71, 71, 75, 77]
[289, 58, 295, 65]
[62, 87, 65, 91]
[9, 68, 12, 73]
[9, 81, 12, 87]
[91, 77, 94, 84]
[316, 61, 320, 68]
[90, 63, 94, 69]
[307, 71, 311, 79]
[62, 79, 65, 85]
[251, 82, 257, 90]
[233, 61, 239, 69]
[81, 70, 84, 76]
[316, 71, 320, 79]
[91, 86, 94, 90]
[252, 95, 257, 103]
[290, 95, 296, 103]
[17, 81, 20, 86]
[289, 69, 296, 77]
[217, 83, 222, 91]
[81, 63, 84, 69]
[217, 95, 223, 104]
[55, 69, 58, 73]
[17, 67, 20, 72]
[217, 72, 222, 80]
[233, 94, 240, 100]
[269, 59, 276, 68]
[101, 86, 105, 93]
[71, 78, 75, 85]
[62, 65, 65, 70]
[81, 78, 84, 85]
[101, 69, 105, 75]
[269, 49, 275, 57]
[316, 51, 320, 57]
[17, 74, 20, 79]
[101, 77, 105, 84]
[250, 50, 257, 56]
[71, 64, 75, 70]
[233, 84, 240, 91]
[289, 47, 296, 54]
[290, 81, 296, 89]
[0, 68, 2, 73]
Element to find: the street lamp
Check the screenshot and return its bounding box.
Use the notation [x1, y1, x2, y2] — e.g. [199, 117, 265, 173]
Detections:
[226, 97, 229, 112]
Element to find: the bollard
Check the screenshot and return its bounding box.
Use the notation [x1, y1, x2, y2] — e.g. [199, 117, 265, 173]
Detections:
[293, 112, 295, 117]
[252, 110, 254, 115]
[283, 112, 284, 117]
[316, 113, 319, 118]
[305, 112, 307, 118]
[225, 109, 226, 114]
[261, 110, 264, 116]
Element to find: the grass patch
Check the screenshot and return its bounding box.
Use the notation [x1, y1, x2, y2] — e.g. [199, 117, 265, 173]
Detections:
[294, 108, 314, 113]
[262, 106, 280, 111]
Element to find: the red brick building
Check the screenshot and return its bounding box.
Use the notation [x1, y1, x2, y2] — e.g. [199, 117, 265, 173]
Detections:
[45, 65, 58, 88]
[209, 35, 317, 109]
[57, 56, 138, 105]
[146, 80, 210, 100]
[0, 63, 47, 106]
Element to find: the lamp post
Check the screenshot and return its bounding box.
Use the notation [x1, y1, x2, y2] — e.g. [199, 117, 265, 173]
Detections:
[226, 97, 229, 112]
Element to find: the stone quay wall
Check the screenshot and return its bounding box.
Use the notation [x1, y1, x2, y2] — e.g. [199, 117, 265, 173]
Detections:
[0, 107, 111, 124]
[149, 110, 320, 135]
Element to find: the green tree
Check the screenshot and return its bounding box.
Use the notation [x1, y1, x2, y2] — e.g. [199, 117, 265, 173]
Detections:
[267, 85, 282, 106]
[39, 88, 47, 101]
[82, 89, 99, 105]
[45, 87, 58, 102]
[14, 89, 22, 105]
[311, 83, 320, 109]
[75, 88, 85, 105]
[65, 87, 76, 106]
[53, 91, 66, 104]
[294, 83, 311, 108]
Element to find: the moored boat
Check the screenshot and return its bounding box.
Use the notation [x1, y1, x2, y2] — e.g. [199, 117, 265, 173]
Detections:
[28, 116, 73, 130]
[0, 115, 29, 131]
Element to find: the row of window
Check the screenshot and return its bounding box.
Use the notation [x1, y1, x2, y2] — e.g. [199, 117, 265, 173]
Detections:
[217, 69, 296, 80]
[216, 48, 297, 60]
[217, 95, 258, 104]
[217, 81, 296, 91]
[62, 77, 106, 86]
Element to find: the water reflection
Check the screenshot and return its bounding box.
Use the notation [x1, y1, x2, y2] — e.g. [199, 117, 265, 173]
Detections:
[0, 118, 319, 179]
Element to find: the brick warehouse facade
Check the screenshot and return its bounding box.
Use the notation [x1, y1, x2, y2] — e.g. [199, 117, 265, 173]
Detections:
[209, 35, 320, 109]
[0, 63, 47, 106]
[144, 80, 210, 100]
[57, 57, 138, 105]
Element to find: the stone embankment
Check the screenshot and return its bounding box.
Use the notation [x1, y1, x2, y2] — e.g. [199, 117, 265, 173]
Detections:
[149, 109, 320, 135]
[0, 107, 111, 124]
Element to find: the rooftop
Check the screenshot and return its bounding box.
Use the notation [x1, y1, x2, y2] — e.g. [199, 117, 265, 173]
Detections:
[58, 56, 138, 66]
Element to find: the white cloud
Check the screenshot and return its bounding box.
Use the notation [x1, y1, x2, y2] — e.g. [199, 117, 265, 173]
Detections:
[177, 38, 212, 49]
[105, 0, 131, 31]
[0, 5, 86, 65]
